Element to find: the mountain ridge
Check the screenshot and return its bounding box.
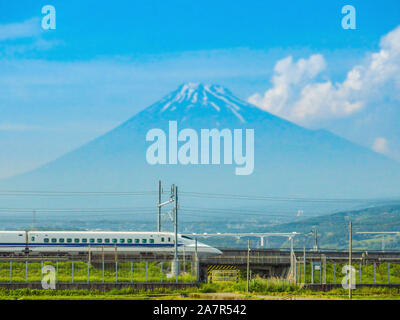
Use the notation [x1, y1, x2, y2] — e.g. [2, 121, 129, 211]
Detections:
[2, 83, 400, 210]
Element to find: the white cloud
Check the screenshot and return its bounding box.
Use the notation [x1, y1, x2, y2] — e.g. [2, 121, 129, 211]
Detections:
[373, 137, 389, 154]
[248, 25, 400, 125]
[248, 54, 326, 116]
[0, 18, 41, 41]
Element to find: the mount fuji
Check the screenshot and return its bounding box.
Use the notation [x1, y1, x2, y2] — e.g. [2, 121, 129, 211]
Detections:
[3, 82, 400, 205]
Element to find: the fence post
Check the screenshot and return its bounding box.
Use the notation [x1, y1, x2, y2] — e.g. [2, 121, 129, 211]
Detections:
[190, 262, 193, 283]
[298, 261, 301, 283]
[87, 260, 90, 284]
[130, 261, 133, 284]
[359, 263, 362, 284]
[25, 260, 28, 283]
[374, 262, 376, 284]
[388, 263, 390, 284]
[40, 261, 43, 283]
[145, 262, 148, 282]
[102, 246, 105, 283]
[72, 261, 74, 283]
[115, 261, 118, 283]
[311, 261, 314, 284]
[161, 262, 163, 282]
[333, 263, 336, 284]
[320, 266, 322, 285]
[56, 261, 59, 283]
[9, 261, 12, 283]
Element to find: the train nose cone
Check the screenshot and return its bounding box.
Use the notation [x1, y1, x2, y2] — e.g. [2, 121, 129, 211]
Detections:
[212, 247, 222, 255]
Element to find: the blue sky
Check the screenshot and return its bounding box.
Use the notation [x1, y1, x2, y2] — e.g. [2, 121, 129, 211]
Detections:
[0, 0, 399, 178]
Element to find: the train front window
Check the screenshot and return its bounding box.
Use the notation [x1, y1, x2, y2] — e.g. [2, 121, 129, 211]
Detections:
[181, 235, 192, 240]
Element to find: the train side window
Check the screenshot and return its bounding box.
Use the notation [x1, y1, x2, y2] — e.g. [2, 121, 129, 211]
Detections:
[112, 239, 117, 244]
[90, 238, 95, 243]
[161, 237, 164, 242]
[127, 239, 132, 244]
[149, 239, 154, 244]
[59, 238, 65, 243]
[51, 238, 57, 243]
[82, 238, 87, 243]
[142, 239, 147, 244]
[31, 236, 35, 242]
[97, 239, 102, 243]
[44, 238, 49, 243]
[120, 239, 125, 243]
[67, 238, 72, 243]
[74, 238, 80, 243]
[134, 239, 139, 244]
[104, 239, 110, 243]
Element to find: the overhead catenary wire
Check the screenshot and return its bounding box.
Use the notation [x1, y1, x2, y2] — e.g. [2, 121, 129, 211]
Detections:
[180, 191, 400, 203]
[0, 189, 399, 204]
[0, 190, 157, 197]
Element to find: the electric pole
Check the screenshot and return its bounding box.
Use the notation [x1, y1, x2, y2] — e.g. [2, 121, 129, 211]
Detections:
[174, 185, 179, 283]
[289, 236, 294, 280]
[157, 182, 179, 279]
[303, 246, 306, 284]
[246, 239, 250, 293]
[312, 228, 318, 252]
[158, 180, 162, 232]
[349, 221, 352, 300]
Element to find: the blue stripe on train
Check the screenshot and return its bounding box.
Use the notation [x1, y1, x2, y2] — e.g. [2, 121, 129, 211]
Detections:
[0, 243, 181, 247]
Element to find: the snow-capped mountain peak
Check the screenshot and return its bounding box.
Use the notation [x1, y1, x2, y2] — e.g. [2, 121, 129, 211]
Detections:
[153, 82, 256, 123]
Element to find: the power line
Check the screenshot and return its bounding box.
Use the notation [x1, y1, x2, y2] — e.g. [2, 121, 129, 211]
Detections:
[0, 189, 399, 204]
[0, 190, 157, 197]
[180, 191, 400, 203]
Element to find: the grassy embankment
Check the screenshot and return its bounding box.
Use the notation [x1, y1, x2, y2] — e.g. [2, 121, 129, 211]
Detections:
[0, 278, 400, 300]
[0, 261, 399, 299]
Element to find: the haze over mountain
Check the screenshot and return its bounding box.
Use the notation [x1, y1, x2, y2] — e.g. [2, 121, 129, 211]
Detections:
[2, 83, 400, 215]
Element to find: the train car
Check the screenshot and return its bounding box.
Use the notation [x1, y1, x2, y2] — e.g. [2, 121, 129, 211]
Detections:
[0, 231, 27, 253]
[0, 230, 221, 257]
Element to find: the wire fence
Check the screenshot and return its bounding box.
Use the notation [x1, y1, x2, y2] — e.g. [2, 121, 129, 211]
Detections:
[0, 260, 199, 284]
[295, 257, 400, 285]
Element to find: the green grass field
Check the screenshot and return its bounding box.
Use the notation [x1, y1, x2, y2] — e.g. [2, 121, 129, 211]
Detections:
[1, 281, 400, 300]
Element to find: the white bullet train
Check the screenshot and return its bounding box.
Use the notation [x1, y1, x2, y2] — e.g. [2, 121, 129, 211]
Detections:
[0, 231, 222, 257]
